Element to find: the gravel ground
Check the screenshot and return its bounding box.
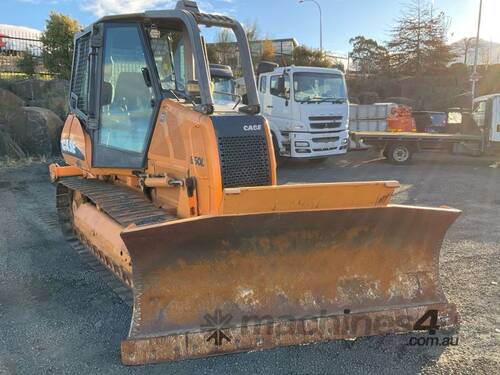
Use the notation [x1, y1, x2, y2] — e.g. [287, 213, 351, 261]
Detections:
[0, 151, 498, 374]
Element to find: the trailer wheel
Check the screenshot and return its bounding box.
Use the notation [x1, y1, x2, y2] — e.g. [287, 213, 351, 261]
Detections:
[386, 143, 412, 164]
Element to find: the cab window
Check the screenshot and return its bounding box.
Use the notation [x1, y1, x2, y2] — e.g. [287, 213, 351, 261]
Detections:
[98, 24, 156, 154]
[259, 75, 267, 93]
[270, 75, 290, 98]
[149, 28, 186, 92]
[473, 101, 486, 113]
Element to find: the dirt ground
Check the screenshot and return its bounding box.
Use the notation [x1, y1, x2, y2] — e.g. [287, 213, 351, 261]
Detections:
[0, 151, 498, 374]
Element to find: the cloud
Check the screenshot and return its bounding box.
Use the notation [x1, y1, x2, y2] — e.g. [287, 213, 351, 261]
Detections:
[81, 0, 235, 18]
[17, 0, 63, 4]
[82, 0, 177, 17]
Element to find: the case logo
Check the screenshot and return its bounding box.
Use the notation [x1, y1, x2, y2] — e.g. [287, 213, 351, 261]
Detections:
[61, 138, 84, 160]
[243, 124, 262, 131]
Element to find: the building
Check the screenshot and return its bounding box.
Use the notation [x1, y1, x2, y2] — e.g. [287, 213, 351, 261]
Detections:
[208, 38, 299, 68]
[0, 24, 43, 56]
[450, 38, 500, 66]
[208, 37, 348, 72]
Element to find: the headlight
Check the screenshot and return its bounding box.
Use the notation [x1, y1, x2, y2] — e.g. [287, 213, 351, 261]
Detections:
[292, 124, 305, 130]
[295, 141, 310, 147]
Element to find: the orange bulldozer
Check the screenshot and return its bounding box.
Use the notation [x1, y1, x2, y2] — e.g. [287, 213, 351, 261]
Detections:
[49, 0, 459, 365]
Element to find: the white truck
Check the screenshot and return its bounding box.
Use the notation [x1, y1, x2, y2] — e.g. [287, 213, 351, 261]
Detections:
[472, 94, 500, 143]
[256, 64, 349, 162]
[352, 93, 500, 164]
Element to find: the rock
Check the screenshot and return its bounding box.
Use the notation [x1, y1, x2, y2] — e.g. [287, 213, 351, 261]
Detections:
[8, 79, 70, 120]
[6, 107, 63, 156]
[0, 88, 25, 123]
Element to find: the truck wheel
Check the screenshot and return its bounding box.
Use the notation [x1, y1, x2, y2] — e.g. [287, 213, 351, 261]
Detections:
[386, 143, 412, 165]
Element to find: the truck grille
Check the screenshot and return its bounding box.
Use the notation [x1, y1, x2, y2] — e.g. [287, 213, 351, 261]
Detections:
[218, 135, 271, 188]
[312, 137, 340, 143]
[309, 116, 343, 130]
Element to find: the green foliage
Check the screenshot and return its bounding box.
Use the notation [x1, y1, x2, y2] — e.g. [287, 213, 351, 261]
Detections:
[292, 46, 335, 68]
[206, 43, 219, 64]
[40, 12, 80, 79]
[17, 51, 37, 77]
[349, 36, 389, 74]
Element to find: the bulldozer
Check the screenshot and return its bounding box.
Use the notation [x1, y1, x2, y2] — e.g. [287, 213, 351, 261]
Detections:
[49, 0, 459, 366]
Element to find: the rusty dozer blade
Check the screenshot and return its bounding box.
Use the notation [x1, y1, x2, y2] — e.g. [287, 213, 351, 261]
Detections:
[120, 205, 460, 365]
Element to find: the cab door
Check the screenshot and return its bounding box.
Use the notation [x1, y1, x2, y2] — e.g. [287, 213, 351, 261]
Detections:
[92, 23, 159, 168]
[267, 74, 292, 130]
[490, 96, 500, 143]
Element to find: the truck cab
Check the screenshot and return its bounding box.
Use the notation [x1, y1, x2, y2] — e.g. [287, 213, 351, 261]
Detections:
[257, 65, 349, 160]
[209, 64, 236, 104]
[473, 94, 500, 144]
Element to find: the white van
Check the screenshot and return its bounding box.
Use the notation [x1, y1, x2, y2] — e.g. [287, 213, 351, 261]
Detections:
[257, 65, 349, 161]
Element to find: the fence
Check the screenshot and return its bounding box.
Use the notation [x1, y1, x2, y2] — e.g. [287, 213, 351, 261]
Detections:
[0, 35, 52, 78]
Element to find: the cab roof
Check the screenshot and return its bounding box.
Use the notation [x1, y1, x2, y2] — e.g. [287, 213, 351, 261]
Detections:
[263, 65, 344, 76]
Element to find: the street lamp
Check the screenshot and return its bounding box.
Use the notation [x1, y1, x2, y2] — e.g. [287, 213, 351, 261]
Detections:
[471, 0, 483, 107]
[299, 0, 323, 52]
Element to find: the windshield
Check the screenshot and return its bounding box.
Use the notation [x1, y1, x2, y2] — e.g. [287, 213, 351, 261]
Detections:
[212, 76, 235, 104]
[293, 72, 346, 103]
[149, 28, 186, 93]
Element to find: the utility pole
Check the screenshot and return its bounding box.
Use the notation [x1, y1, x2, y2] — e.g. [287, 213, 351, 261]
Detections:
[471, 0, 483, 107]
[299, 0, 323, 52]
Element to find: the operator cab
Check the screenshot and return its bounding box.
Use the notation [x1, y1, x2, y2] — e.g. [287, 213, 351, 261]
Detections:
[68, 0, 259, 168]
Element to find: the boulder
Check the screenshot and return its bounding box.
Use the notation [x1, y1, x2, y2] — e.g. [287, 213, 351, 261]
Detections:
[6, 79, 70, 120]
[6, 107, 63, 156]
[0, 88, 25, 123]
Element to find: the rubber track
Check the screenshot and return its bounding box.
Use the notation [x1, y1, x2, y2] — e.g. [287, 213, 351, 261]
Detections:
[56, 177, 176, 305]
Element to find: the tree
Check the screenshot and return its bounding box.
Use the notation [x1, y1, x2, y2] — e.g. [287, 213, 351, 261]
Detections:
[206, 43, 219, 64]
[454, 37, 475, 65]
[214, 28, 236, 66]
[17, 51, 37, 77]
[244, 21, 259, 42]
[261, 39, 275, 62]
[388, 0, 454, 75]
[40, 12, 80, 79]
[292, 46, 334, 68]
[349, 36, 389, 74]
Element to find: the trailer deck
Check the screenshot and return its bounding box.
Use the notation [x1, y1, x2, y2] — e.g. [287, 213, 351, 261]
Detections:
[351, 131, 484, 164]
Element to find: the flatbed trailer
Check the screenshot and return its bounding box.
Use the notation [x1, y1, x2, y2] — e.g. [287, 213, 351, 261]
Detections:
[351, 131, 484, 164]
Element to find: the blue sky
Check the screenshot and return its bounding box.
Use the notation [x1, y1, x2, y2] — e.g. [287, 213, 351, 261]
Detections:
[2, 0, 499, 54]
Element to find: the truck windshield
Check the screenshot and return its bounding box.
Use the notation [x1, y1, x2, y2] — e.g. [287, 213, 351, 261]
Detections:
[293, 72, 346, 103]
[212, 76, 235, 104]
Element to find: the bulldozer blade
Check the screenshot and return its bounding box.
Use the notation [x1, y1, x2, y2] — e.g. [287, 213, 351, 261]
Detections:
[120, 205, 460, 365]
